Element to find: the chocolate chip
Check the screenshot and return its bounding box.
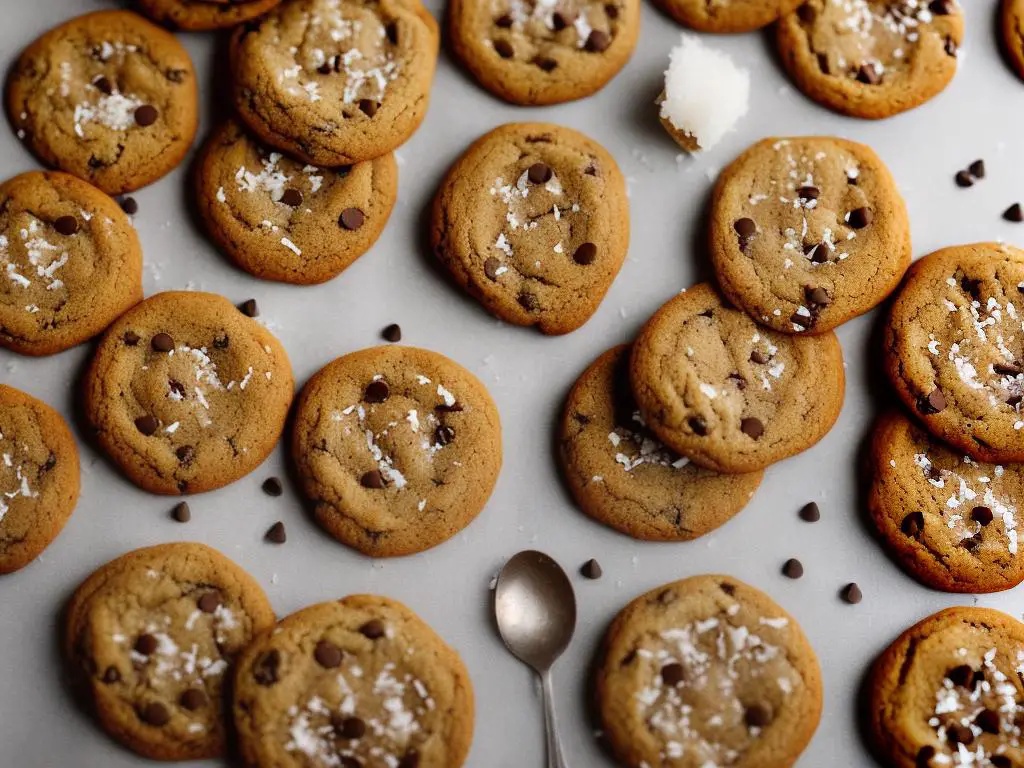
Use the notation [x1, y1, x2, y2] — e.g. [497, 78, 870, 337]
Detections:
[494, 39, 515, 58]
[740, 417, 764, 439]
[584, 30, 610, 52]
[280, 188, 303, 207]
[314, 639, 343, 668]
[807, 242, 829, 263]
[135, 634, 158, 656]
[318, 62, 332, 74]
[734, 218, 756, 237]
[176, 446, 194, 464]
[817, 52, 831, 75]
[94, 76, 113, 94]
[151, 332, 174, 352]
[262, 476, 283, 496]
[123, 331, 140, 345]
[398, 752, 420, 768]
[971, 506, 994, 525]
[495, 13, 513, 26]
[901, 511, 924, 535]
[365, 380, 390, 403]
[552, 11, 575, 29]
[994, 362, 1020, 375]
[358, 99, 378, 118]
[386, 21, 399, 43]
[435, 425, 455, 446]
[688, 417, 708, 436]
[961, 534, 981, 552]
[789, 312, 810, 328]
[797, 185, 819, 200]
[134, 105, 158, 126]
[782, 558, 803, 579]
[660, 663, 684, 687]
[54, 215, 79, 236]
[573, 243, 597, 265]
[359, 619, 386, 639]
[254, 649, 280, 685]
[975, 708, 1001, 734]
[799, 501, 820, 522]
[605, 3, 619, 17]
[841, 583, 862, 604]
[581, 558, 602, 579]
[916, 746, 935, 767]
[338, 716, 366, 739]
[214, 334, 229, 349]
[929, 0, 954, 13]
[805, 286, 830, 306]
[198, 592, 221, 613]
[339, 208, 365, 231]
[750, 350, 769, 364]
[135, 415, 158, 436]
[991, 757, 1011, 768]
[918, 388, 946, 415]
[518, 292, 539, 311]
[179, 689, 207, 711]
[797, 2, 816, 22]
[361, 470, 385, 489]
[1005, 203, 1024, 222]
[847, 207, 873, 228]
[239, 298, 259, 317]
[744, 704, 772, 727]
[527, 163, 552, 184]
[534, 56, 558, 72]
[945, 36, 958, 56]
[955, 170, 974, 188]
[969, 159, 986, 179]
[856, 62, 880, 84]
[340, 758, 362, 768]
[102, 666, 120, 683]
[377, 323, 402, 343]
[947, 723, 974, 745]
[265, 521, 286, 544]
[947, 663, 973, 686]
[120, 197, 138, 215]
[139, 701, 170, 726]
[484, 257, 502, 280]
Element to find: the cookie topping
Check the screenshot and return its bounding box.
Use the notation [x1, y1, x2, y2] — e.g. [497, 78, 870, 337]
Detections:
[486, 0, 620, 60]
[607, 409, 689, 473]
[266, 521, 287, 544]
[782, 558, 804, 579]
[134, 104, 158, 127]
[340, 208, 365, 231]
[262, 476, 284, 496]
[359, 619, 386, 639]
[841, 583, 863, 604]
[799, 501, 821, 522]
[382, 324, 402, 342]
[314, 639, 343, 668]
[581, 558, 603, 579]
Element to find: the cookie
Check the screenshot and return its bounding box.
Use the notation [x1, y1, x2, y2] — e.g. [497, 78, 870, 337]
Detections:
[6, 10, 199, 195]
[596, 574, 822, 768]
[431, 123, 629, 335]
[230, 0, 439, 166]
[291, 345, 502, 557]
[710, 136, 911, 335]
[0, 171, 142, 356]
[234, 595, 473, 768]
[776, 0, 963, 120]
[1003, 0, 1024, 82]
[83, 291, 295, 495]
[448, 0, 639, 106]
[135, 0, 282, 31]
[884, 243, 1024, 464]
[64, 542, 275, 761]
[630, 283, 845, 474]
[868, 606, 1024, 768]
[195, 120, 398, 285]
[0, 385, 79, 574]
[558, 346, 763, 541]
[657, 0, 803, 33]
[868, 410, 1024, 594]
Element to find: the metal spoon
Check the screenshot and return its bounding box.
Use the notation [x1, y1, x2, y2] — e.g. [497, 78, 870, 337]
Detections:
[494, 550, 577, 768]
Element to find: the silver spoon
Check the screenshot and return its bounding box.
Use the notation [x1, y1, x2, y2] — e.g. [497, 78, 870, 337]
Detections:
[494, 550, 577, 768]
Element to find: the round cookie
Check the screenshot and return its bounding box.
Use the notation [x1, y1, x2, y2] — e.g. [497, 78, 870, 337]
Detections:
[0, 171, 142, 356]
[559, 345, 764, 540]
[776, 0, 963, 120]
[448, 0, 639, 106]
[230, 0, 439, 166]
[868, 410, 1024, 594]
[291, 346, 502, 557]
[884, 243, 1024, 464]
[234, 596, 473, 768]
[431, 123, 629, 335]
[195, 120, 398, 285]
[0, 385, 79, 574]
[6, 10, 199, 195]
[630, 283, 845, 474]
[1005, 0, 1024, 82]
[83, 291, 295, 495]
[657, 0, 803, 33]
[64, 542, 275, 761]
[710, 136, 911, 335]
[596, 574, 823, 768]
[135, 0, 283, 31]
[868, 606, 1024, 768]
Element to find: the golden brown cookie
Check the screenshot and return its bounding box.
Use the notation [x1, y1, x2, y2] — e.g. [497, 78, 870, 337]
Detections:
[596, 575, 823, 768]
[83, 291, 295, 495]
[710, 136, 911, 335]
[135, 0, 282, 31]
[230, 0, 440, 166]
[1004, 0, 1024, 82]
[0, 385, 79, 575]
[431, 123, 629, 335]
[777, 0, 964, 119]
[448, 0, 639, 106]
[64, 542, 275, 761]
[658, 0, 803, 32]
[0, 171, 142, 356]
[868, 606, 1024, 768]
[195, 120, 398, 284]
[6, 10, 199, 194]
[291, 346, 502, 556]
[558, 346, 763, 541]
[883, 243, 1024, 465]
[233, 596, 474, 768]
[630, 283, 846, 474]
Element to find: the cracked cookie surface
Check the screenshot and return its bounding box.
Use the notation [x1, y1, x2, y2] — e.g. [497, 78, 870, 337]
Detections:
[630, 283, 845, 474]
[136, 0, 283, 31]
[234, 595, 473, 768]
[449, 0, 639, 105]
[559, 345, 763, 541]
[64, 542, 275, 761]
[291, 345, 502, 556]
[884, 243, 1024, 464]
[868, 606, 1024, 768]
[83, 291, 294, 495]
[710, 136, 910, 336]
[0, 171, 142, 355]
[776, 0, 963, 119]
[6, 10, 199, 194]
[230, 0, 439, 166]
[597, 574, 822, 768]
[431, 122, 629, 335]
[658, 0, 803, 32]
[868, 410, 1024, 594]
[0, 385, 79, 574]
[196, 120, 397, 285]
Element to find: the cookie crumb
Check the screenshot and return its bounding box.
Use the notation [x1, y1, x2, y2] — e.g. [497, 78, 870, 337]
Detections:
[171, 502, 191, 523]
[382, 323, 402, 343]
[265, 521, 286, 544]
[262, 477, 283, 496]
[798, 502, 820, 522]
[841, 582, 862, 604]
[581, 558, 603, 579]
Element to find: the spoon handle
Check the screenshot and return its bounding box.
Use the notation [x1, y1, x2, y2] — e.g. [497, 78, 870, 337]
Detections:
[541, 669, 568, 768]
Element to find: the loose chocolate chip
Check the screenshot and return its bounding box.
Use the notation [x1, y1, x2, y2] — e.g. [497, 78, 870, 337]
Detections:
[1005, 203, 1024, 222]
[797, 185, 819, 200]
[361, 470, 385, 489]
[975, 708, 1001, 734]
[176, 446, 195, 464]
[805, 286, 830, 306]
[265, 521, 287, 544]
[151, 332, 174, 352]
[969, 159, 986, 179]
[102, 666, 120, 684]
[688, 417, 708, 436]
[856, 63, 880, 84]
[918, 388, 946, 415]
[660, 663, 685, 687]
[262, 476, 283, 496]
[198, 592, 221, 613]
[494, 39, 515, 58]
[740, 417, 764, 439]
[901, 511, 924, 535]
[435, 425, 455, 446]
[518, 292, 539, 311]
[527, 163, 552, 184]
[495, 13, 513, 26]
[744, 704, 772, 727]
[584, 30, 610, 52]
[254, 650, 280, 685]
[398, 752, 420, 768]
[750, 350, 769, 364]
[955, 170, 974, 188]
[841, 583, 862, 604]
[358, 99, 378, 117]
[947, 723, 974, 745]
[734, 218, 756, 237]
[314, 639, 343, 668]
[54, 215, 79, 236]
[134, 105, 158, 127]
[360, 619, 386, 639]
[971, 506, 994, 525]
[382, 323, 402, 342]
[239, 298, 259, 317]
[180, 689, 207, 711]
[139, 701, 170, 726]
[483, 257, 502, 280]
[135, 634, 158, 656]
[782, 558, 804, 579]
[573, 242, 597, 265]
[338, 716, 366, 739]
[581, 558, 602, 579]
[280, 188, 303, 207]
[797, 2, 816, 22]
[534, 56, 558, 72]
[94, 76, 113, 94]
[929, 0, 954, 13]
[799, 502, 820, 522]
[339, 208, 365, 231]
[947, 664, 973, 686]
[364, 380, 390, 403]
[135, 415, 158, 436]
[847, 207, 873, 228]
[120, 197, 139, 215]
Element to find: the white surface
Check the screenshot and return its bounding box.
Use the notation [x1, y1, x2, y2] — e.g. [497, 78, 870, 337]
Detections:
[0, 1, 1019, 766]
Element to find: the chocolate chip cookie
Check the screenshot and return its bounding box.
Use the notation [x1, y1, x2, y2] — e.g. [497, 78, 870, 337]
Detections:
[1003, 0, 1024, 82]
[64, 542, 275, 760]
[292, 346, 502, 557]
[559, 346, 764, 541]
[884, 243, 1024, 464]
[777, 0, 964, 119]
[596, 575, 823, 768]
[630, 283, 846, 474]
[231, 0, 439, 166]
[0, 171, 142, 356]
[431, 123, 629, 335]
[868, 606, 1024, 768]
[658, 0, 803, 32]
[83, 291, 295, 495]
[233, 595, 474, 768]
[0, 385, 79, 574]
[710, 136, 911, 335]
[448, 0, 639, 105]
[136, 0, 282, 31]
[6, 10, 199, 195]
[195, 120, 398, 285]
